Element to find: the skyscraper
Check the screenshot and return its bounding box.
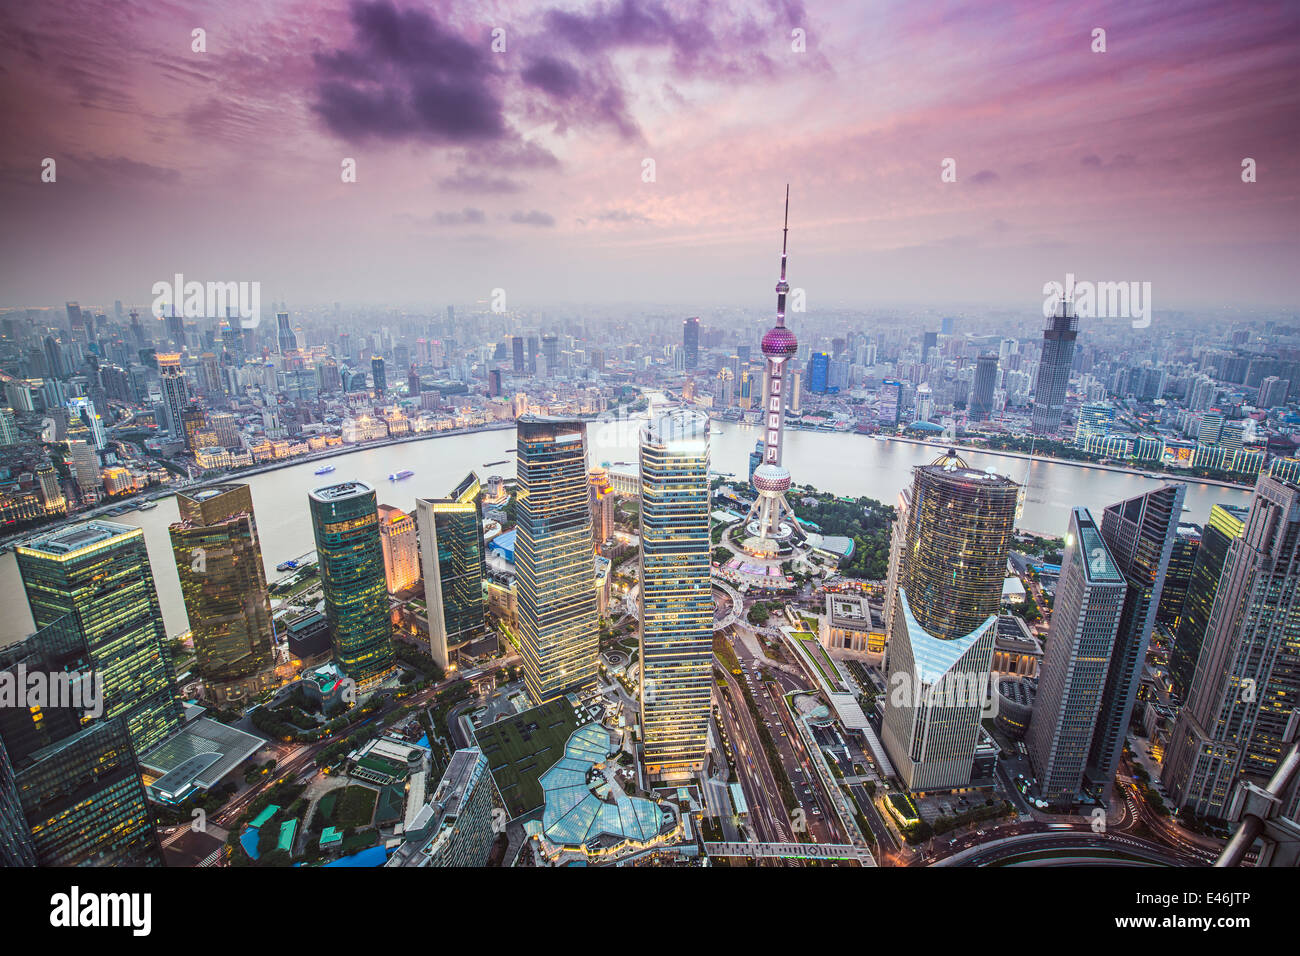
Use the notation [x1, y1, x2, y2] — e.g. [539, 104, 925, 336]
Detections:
[1157, 522, 1203, 629]
[1086, 483, 1185, 798]
[170, 484, 275, 702]
[588, 467, 615, 549]
[1026, 508, 1127, 806]
[276, 310, 298, 354]
[1170, 504, 1248, 700]
[515, 416, 599, 703]
[372, 356, 387, 397]
[969, 353, 998, 421]
[881, 451, 1019, 791]
[309, 481, 396, 689]
[744, 188, 799, 554]
[682, 317, 700, 370]
[1166, 476, 1300, 818]
[416, 473, 487, 670]
[1032, 297, 1079, 435]
[638, 408, 713, 776]
[377, 504, 420, 593]
[157, 351, 190, 442]
[16, 520, 183, 754]
[386, 748, 500, 867]
[512, 335, 526, 373]
[0, 616, 161, 866]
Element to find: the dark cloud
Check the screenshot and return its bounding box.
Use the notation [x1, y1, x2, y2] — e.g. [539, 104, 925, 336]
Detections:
[313, 0, 507, 143]
[969, 169, 999, 185]
[434, 207, 486, 225]
[510, 210, 556, 227]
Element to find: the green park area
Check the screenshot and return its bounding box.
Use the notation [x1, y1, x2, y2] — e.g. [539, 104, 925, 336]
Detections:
[474, 699, 581, 817]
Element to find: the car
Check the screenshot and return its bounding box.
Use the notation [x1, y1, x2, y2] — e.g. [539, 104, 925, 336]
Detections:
[949, 838, 958, 845]
[976, 829, 986, 836]
[812, 808, 821, 815]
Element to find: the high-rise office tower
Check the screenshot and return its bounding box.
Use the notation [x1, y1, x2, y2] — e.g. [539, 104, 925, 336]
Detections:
[969, 353, 999, 421]
[16, 521, 183, 754]
[416, 473, 487, 670]
[1170, 504, 1248, 700]
[276, 310, 298, 354]
[0, 739, 36, 866]
[0, 616, 162, 866]
[541, 335, 559, 376]
[1031, 296, 1079, 435]
[1086, 483, 1185, 798]
[35, 459, 65, 513]
[638, 408, 713, 776]
[386, 748, 500, 867]
[377, 504, 420, 593]
[881, 451, 1018, 791]
[309, 481, 396, 689]
[157, 351, 190, 441]
[515, 416, 599, 703]
[372, 356, 387, 397]
[1157, 522, 1203, 629]
[170, 484, 275, 702]
[682, 316, 700, 370]
[922, 330, 938, 365]
[588, 467, 615, 549]
[744, 188, 799, 553]
[526, 335, 539, 374]
[1166, 476, 1300, 817]
[1027, 508, 1127, 806]
[512, 335, 526, 373]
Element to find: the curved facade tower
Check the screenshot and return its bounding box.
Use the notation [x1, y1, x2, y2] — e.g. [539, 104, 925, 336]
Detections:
[744, 187, 799, 554]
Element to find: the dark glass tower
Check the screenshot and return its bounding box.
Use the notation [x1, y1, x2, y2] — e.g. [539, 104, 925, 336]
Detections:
[1157, 522, 1203, 629]
[16, 520, 183, 754]
[0, 614, 163, 866]
[170, 483, 275, 702]
[309, 481, 396, 689]
[371, 356, 387, 397]
[515, 416, 599, 703]
[417, 473, 488, 670]
[1169, 504, 1247, 701]
[970, 354, 999, 421]
[682, 317, 699, 370]
[0, 738, 36, 866]
[1031, 297, 1079, 435]
[1085, 483, 1185, 799]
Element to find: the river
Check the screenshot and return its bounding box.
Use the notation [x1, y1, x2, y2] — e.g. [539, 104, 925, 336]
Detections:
[0, 421, 1255, 647]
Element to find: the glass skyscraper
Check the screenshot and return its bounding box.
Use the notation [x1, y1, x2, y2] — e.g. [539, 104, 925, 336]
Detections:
[0, 614, 163, 866]
[15, 520, 183, 754]
[1026, 508, 1127, 806]
[169, 484, 275, 701]
[638, 408, 713, 776]
[515, 416, 599, 703]
[309, 481, 396, 689]
[1169, 503, 1247, 701]
[1032, 297, 1079, 435]
[416, 472, 488, 671]
[881, 451, 1019, 791]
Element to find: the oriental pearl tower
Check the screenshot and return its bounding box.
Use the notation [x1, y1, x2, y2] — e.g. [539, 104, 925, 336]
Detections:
[744, 186, 799, 555]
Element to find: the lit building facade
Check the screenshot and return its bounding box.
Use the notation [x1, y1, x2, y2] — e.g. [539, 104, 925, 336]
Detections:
[169, 484, 276, 702]
[416, 473, 487, 671]
[515, 416, 599, 703]
[377, 504, 420, 593]
[1170, 503, 1247, 701]
[638, 408, 713, 775]
[16, 520, 183, 754]
[309, 481, 396, 688]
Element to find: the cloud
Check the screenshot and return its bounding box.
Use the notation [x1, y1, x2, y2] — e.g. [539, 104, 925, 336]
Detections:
[969, 169, 999, 185]
[438, 169, 523, 194]
[510, 210, 556, 227]
[434, 207, 486, 225]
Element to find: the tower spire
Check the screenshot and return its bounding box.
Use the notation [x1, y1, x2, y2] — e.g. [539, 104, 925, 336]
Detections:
[776, 184, 790, 327]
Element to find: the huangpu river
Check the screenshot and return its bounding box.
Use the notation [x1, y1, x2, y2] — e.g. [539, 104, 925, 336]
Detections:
[0, 421, 1254, 647]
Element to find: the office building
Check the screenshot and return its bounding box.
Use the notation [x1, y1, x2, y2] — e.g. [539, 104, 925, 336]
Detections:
[1166, 476, 1300, 818]
[0, 740, 36, 866]
[309, 481, 396, 689]
[169, 484, 275, 702]
[387, 748, 500, 867]
[1170, 504, 1248, 700]
[515, 416, 599, 703]
[416, 473, 487, 671]
[1157, 522, 1203, 629]
[588, 467, 615, 548]
[377, 504, 420, 593]
[1086, 484, 1185, 798]
[1032, 297, 1079, 435]
[157, 351, 189, 442]
[276, 311, 298, 354]
[880, 451, 1018, 791]
[372, 356, 386, 397]
[970, 354, 998, 421]
[638, 408, 713, 775]
[682, 317, 699, 370]
[1026, 508, 1126, 806]
[16, 520, 183, 754]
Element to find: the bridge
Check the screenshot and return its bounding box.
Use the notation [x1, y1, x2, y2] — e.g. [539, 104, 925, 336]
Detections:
[704, 841, 876, 865]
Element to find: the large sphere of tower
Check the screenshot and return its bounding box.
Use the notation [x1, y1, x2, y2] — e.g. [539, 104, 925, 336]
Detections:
[761, 325, 798, 358]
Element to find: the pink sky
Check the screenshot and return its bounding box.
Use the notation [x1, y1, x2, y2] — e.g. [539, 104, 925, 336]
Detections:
[1, 0, 1297, 311]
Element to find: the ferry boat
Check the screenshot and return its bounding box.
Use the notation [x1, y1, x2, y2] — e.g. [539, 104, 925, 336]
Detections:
[136, 501, 158, 511]
[389, 469, 415, 481]
[314, 465, 335, 475]
[483, 459, 508, 467]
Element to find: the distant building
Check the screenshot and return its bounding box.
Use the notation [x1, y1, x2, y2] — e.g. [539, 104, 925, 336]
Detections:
[1032, 297, 1079, 435]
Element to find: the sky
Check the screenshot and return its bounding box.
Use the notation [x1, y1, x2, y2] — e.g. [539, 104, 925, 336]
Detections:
[1, 0, 1297, 313]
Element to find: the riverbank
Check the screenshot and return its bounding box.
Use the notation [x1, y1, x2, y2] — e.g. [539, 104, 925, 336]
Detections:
[883, 435, 1256, 492]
